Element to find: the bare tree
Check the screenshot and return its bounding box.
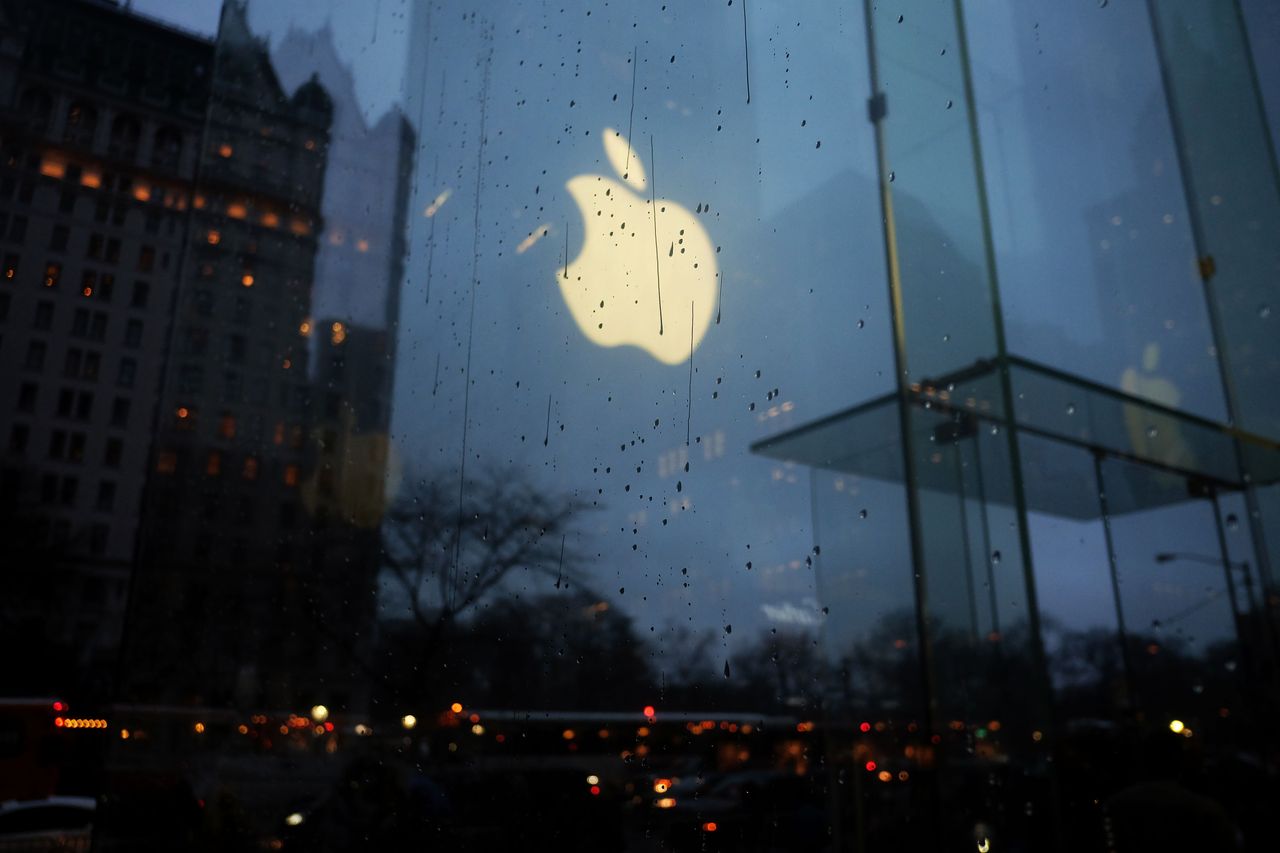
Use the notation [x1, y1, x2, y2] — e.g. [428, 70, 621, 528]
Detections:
[380, 469, 593, 663]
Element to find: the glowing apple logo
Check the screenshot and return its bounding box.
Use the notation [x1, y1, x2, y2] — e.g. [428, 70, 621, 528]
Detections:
[560, 128, 717, 365]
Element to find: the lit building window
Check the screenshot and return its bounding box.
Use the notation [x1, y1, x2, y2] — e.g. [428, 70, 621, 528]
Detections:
[218, 143, 233, 158]
[218, 414, 236, 439]
[260, 211, 279, 228]
[283, 465, 299, 487]
[40, 157, 67, 179]
[206, 452, 221, 477]
[330, 322, 346, 345]
[156, 451, 177, 474]
[226, 202, 247, 219]
[44, 262, 62, 287]
[242, 456, 259, 481]
[206, 230, 220, 245]
[273, 422, 285, 445]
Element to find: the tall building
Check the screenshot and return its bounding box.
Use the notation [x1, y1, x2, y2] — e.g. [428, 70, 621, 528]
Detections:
[120, 0, 334, 709]
[0, 0, 213, 694]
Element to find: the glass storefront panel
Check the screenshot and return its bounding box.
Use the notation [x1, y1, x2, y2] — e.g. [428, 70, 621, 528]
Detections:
[1, 1, 1278, 850]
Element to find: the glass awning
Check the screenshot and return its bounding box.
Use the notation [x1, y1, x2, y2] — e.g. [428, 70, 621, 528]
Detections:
[751, 355, 1280, 519]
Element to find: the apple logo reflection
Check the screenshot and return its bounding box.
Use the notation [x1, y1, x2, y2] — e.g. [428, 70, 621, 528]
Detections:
[561, 128, 717, 365]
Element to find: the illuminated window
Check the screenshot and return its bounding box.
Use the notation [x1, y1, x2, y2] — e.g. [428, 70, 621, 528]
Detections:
[273, 422, 285, 445]
[39, 157, 67, 179]
[206, 229, 221, 246]
[242, 456, 259, 481]
[260, 211, 280, 228]
[217, 143, 233, 158]
[218, 414, 236, 439]
[283, 465, 299, 487]
[156, 451, 177, 474]
[206, 452, 222, 477]
[226, 202, 247, 219]
[3, 253, 18, 279]
[330, 322, 346, 345]
[44, 261, 62, 287]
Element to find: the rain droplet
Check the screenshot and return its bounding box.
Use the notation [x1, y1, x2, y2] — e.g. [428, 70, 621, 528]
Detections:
[888, 171, 896, 182]
[1260, 305, 1271, 319]
[1066, 403, 1076, 415]
[1146, 426, 1159, 439]
[1226, 514, 1239, 530]
[945, 99, 953, 109]
[856, 319, 865, 329]
[859, 509, 868, 519]
[991, 550, 1002, 564]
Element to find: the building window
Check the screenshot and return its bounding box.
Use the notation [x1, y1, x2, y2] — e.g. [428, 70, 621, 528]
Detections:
[81, 270, 97, 297]
[108, 114, 141, 160]
[25, 340, 46, 370]
[50, 225, 70, 252]
[89, 312, 107, 341]
[110, 397, 130, 427]
[124, 318, 143, 348]
[156, 451, 177, 474]
[87, 233, 104, 259]
[283, 464, 299, 487]
[103, 438, 123, 468]
[8, 217, 27, 242]
[43, 262, 61, 287]
[0, 291, 8, 321]
[105, 239, 121, 264]
[72, 309, 89, 337]
[218, 413, 236, 440]
[206, 451, 222, 477]
[75, 391, 93, 421]
[68, 433, 85, 463]
[242, 456, 259, 481]
[96, 480, 116, 511]
[48, 430, 66, 459]
[17, 383, 37, 412]
[83, 351, 100, 380]
[98, 273, 115, 302]
[193, 290, 213, 317]
[2, 254, 17, 280]
[152, 126, 182, 169]
[8, 424, 28, 455]
[116, 357, 136, 388]
[63, 348, 82, 378]
[131, 280, 150, 308]
[64, 102, 98, 147]
[57, 388, 74, 417]
[18, 88, 52, 133]
[137, 245, 155, 272]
